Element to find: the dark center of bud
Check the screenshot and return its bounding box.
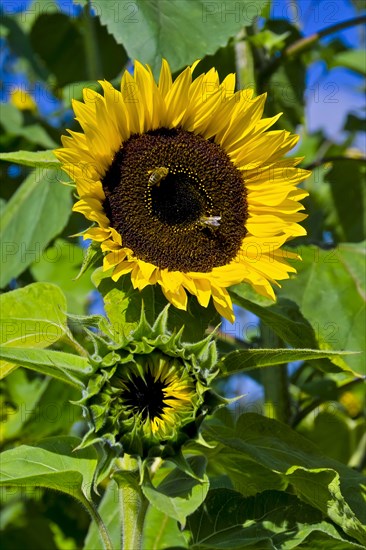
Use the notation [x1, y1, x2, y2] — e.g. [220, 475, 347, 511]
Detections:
[122, 370, 169, 421]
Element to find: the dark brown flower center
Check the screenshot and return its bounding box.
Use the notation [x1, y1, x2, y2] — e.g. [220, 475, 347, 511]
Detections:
[102, 128, 248, 272]
[120, 370, 168, 421]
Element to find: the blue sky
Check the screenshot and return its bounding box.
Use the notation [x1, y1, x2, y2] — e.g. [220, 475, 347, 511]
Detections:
[298, 0, 365, 146]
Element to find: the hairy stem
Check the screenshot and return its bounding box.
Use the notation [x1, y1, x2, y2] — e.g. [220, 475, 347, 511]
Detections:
[260, 323, 290, 423]
[83, 497, 114, 550]
[83, 0, 102, 80]
[119, 455, 149, 550]
[235, 28, 256, 93]
[62, 329, 89, 357]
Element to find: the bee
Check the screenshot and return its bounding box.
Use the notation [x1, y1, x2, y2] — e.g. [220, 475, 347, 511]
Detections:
[148, 167, 169, 187]
[198, 215, 221, 230]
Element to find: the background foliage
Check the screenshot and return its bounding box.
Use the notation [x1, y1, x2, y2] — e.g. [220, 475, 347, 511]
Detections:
[0, 0, 365, 549]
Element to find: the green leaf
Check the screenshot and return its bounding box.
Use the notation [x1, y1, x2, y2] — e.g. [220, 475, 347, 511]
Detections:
[345, 114, 366, 133]
[167, 292, 221, 342]
[187, 488, 365, 549]
[1, 368, 49, 443]
[351, 0, 366, 11]
[277, 244, 366, 375]
[324, 160, 366, 242]
[101, 277, 220, 345]
[249, 29, 290, 54]
[102, 284, 153, 343]
[30, 12, 127, 87]
[0, 283, 69, 379]
[298, 410, 366, 465]
[0, 169, 72, 288]
[0, 198, 6, 217]
[77, 0, 268, 74]
[0, 103, 23, 133]
[61, 80, 102, 108]
[286, 467, 366, 546]
[1, 371, 79, 443]
[261, 21, 305, 130]
[31, 239, 95, 315]
[265, 60, 306, 130]
[0, 150, 60, 168]
[13, 125, 58, 149]
[20, 378, 80, 441]
[83, 482, 121, 550]
[0, 436, 97, 503]
[204, 413, 366, 545]
[74, 240, 103, 283]
[142, 457, 209, 525]
[0, 14, 48, 80]
[29, 13, 85, 87]
[292, 533, 364, 549]
[330, 50, 366, 75]
[0, 103, 57, 147]
[143, 504, 189, 549]
[0, 346, 91, 388]
[218, 348, 359, 376]
[229, 291, 317, 349]
[207, 447, 287, 497]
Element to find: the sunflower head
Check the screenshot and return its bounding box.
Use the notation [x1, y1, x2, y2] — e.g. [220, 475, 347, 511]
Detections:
[56, 59, 310, 322]
[77, 306, 221, 460]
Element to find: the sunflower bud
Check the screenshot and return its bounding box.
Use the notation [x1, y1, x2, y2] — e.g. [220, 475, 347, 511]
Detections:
[77, 307, 221, 461]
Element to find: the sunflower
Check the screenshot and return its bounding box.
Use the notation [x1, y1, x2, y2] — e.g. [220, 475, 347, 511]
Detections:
[77, 306, 220, 459]
[55, 60, 309, 322]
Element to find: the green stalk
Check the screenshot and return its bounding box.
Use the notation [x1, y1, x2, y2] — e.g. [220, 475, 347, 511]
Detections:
[83, 497, 114, 550]
[292, 377, 364, 428]
[118, 455, 149, 550]
[234, 28, 256, 93]
[83, 0, 102, 80]
[260, 323, 290, 424]
[284, 15, 366, 58]
[259, 15, 366, 84]
[62, 330, 89, 357]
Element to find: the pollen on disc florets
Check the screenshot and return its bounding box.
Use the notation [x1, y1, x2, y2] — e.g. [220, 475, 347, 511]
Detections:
[102, 127, 248, 273]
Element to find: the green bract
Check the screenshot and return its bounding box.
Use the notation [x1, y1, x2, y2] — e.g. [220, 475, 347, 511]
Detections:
[76, 307, 222, 460]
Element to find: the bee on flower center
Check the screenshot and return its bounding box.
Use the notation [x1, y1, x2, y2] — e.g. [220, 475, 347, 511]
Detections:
[197, 215, 221, 230]
[148, 166, 169, 187]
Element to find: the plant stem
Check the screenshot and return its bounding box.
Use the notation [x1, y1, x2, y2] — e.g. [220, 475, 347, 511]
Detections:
[118, 455, 149, 550]
[349, 433, 366, 471]
[63, 329, 89, 357]
[259, 15, 366, 83]
[234, 28, 256, 93]
[285, 15, 366, 57]
[83, 497, 114, 550]
[260, 323, 290, 423]
[291, 377, 364, 427]
[83, 0, 102, 80]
